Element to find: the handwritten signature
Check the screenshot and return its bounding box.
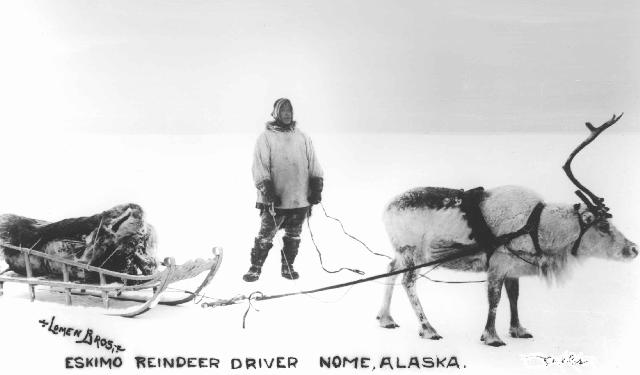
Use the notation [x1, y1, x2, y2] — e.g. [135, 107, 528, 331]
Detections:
[524, 352, 591, 367]
[39, 316, 126, 354]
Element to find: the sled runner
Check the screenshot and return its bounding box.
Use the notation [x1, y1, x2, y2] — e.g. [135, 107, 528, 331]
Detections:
[0, 244, 223, 317]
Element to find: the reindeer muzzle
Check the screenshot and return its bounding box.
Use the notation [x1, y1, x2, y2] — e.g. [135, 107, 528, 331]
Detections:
[621, 241, 638, 260]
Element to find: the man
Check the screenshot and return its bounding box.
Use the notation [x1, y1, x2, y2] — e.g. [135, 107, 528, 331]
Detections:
[243, 98, 324, 282]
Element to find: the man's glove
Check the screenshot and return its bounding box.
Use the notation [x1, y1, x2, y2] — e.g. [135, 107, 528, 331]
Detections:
[257, 180, 281, 206]
[308, 177, 323, 205]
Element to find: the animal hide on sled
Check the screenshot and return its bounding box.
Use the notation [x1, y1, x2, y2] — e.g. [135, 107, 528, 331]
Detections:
[0, 203, 158, 282]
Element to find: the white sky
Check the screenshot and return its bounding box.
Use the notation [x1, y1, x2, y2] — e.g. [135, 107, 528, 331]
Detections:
[0, 0, 638, 133]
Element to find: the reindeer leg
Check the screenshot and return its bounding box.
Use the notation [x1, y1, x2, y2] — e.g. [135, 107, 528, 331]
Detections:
[481, 272, 506, 346]
[505, 278, 533, 338]
[377, 258, 400, 328]
[402, 266, 442, 340]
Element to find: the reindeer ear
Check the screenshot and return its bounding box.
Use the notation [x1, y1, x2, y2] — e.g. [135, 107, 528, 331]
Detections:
[581, 211, 596, 225]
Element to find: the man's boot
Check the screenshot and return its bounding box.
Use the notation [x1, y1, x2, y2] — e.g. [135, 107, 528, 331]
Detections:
[281, 236, 301, 280]
[243, 239, 272, 282]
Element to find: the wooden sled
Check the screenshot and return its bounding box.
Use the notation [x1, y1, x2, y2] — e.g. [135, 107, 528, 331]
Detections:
[0, 244, 223, 317]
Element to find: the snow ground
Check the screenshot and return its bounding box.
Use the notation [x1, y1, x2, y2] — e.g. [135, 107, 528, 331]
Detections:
[0, 132, 638, 374]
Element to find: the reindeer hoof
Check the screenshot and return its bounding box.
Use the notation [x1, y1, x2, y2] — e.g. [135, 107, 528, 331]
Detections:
[487, 340, 506, 347]
[510, 332, 533, 339]
[419, 329, 442, 340]
[481, 331, 505, 347]
[377, 315, 399, 329]
[509, 327, 533, 339]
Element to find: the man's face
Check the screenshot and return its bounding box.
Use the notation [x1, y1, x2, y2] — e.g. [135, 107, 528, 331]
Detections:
[279, 103, 293, 125]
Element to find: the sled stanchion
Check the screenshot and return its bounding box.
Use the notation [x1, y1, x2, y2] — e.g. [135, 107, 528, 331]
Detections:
[0, 281, 4, 296]
[0, 243, 224, 317]
[62, 264, 72, 306]
[99, 273, 109, 309]
[23, 251, 35, 302]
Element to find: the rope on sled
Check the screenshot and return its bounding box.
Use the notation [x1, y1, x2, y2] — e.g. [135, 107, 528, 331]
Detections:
[192, 289, 208, 305]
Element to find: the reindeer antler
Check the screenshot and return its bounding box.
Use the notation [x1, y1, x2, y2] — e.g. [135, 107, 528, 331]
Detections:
[562, 113, 623, 217]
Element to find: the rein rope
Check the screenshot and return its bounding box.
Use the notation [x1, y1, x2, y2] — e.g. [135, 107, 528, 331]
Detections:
[308, 203, 483, 282]
[201, 245, 487, 324]
[306, 218, 364, 275]
[305, 204, 370, 275]
[318, 203, 392, 260]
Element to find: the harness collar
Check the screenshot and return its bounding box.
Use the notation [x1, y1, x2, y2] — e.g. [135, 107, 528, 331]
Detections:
[461, 188, 589, 264]
[499, 202, 588, 262]
[496, 202, 545, 255]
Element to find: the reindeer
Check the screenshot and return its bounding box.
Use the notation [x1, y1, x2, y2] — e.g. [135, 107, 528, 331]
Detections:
[376, 114, 637, 346]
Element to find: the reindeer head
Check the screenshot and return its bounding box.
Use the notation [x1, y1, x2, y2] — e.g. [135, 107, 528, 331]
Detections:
[563, 113, 638, 261]
[572, 204, 637, 261]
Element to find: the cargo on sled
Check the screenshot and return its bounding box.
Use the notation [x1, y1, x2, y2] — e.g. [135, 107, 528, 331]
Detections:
[0, 203, 222, 317]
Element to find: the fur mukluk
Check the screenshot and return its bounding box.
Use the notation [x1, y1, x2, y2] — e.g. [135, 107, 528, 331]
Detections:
[0, 203, 157, 282]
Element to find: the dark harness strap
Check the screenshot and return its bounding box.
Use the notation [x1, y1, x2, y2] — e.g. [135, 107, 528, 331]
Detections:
[498, 202, 590, 262]
[496, 202, 546, 256]
[462, 189, 585, 264]
[570, 203, 591, 256]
